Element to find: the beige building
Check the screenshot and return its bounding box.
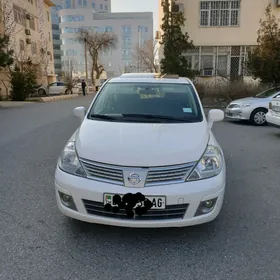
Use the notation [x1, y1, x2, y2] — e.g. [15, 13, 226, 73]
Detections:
[157, 0, 280, 81]
[0, 0, 56, 97]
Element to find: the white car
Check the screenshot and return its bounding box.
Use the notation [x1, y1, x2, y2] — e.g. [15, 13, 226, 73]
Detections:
[55, 74, 226, 228]
[38, 82, 79, 95]
[225, 87, 280, 125]
[266, 96, 280, 128]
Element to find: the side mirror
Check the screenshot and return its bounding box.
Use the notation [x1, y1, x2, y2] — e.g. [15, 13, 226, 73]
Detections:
[208, 109, 224, 129]
[73, 106, 86, 122]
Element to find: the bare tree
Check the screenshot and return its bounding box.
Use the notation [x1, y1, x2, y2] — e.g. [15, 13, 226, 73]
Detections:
[133, 39, 159, 73]
[77, 29, 117, 85]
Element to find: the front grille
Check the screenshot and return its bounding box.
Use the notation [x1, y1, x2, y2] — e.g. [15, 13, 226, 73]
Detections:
[145, 163, 195, 186]
[80, 159, 196, 186]
[83, 199, 189, 220]
[80, 159, 124, 185]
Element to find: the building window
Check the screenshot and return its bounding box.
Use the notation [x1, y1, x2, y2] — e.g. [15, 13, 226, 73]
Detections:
[78, 0, 82, 5]
[105, 26, 113, 32]
[200, 0, 240, 27]
[105, 5, 108, 10]
[20, 39, 24, 51]
[61, 15, 85, 22]
[65, 0, 71, 9]
[92, 2, 95, 8]
[83, 0, 87, 6]
[13, 5, 25, 26]
[27, 14, 36, 30]
[28, 0, 34, 4]
[100, 4, 103, 9]
[31, 41, 37, 54]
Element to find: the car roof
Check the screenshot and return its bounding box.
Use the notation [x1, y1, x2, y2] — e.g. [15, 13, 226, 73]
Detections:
[109, 73, 191, 84]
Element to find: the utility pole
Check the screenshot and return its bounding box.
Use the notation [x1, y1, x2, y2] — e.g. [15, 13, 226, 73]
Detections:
[84, 37, 88, 83]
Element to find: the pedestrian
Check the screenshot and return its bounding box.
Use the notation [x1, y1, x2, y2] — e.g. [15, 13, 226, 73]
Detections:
[81, 79, 87, 96]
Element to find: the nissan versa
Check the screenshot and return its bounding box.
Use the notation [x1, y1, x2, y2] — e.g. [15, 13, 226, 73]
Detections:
[54, 74, 226, 228]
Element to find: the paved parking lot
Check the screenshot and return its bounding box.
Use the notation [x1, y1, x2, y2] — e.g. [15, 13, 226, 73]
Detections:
[0, 96, 280, 280]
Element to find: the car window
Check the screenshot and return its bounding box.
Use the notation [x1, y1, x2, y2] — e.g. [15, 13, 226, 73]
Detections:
[88, 82, 203, 123]
[255, 88, 280, 98]
[58, 82, 65, 86]
[49, 82, 58, 87]
[273, 94, 280, 98]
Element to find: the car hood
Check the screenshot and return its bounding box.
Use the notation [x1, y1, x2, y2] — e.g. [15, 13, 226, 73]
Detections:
[75, 119, 209, 166]
[231, 97, 269, 104]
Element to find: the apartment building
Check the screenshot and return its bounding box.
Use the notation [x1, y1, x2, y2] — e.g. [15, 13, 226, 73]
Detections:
[0, 0, 56, 96]
[158, 0, 280, 81]
[51, 0, 110, 78]
[57, 3, 153, 79]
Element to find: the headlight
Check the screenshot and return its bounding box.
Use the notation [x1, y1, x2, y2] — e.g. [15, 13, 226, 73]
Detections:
[58, 141, 86, 177]
[241, 103, 252, 107]
[187, 145, 223, 181]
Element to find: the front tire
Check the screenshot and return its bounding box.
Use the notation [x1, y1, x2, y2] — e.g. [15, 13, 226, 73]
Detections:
[38, 89, 46, 96]
[65, 89, 72, 95]
[250, 108, 267, 126]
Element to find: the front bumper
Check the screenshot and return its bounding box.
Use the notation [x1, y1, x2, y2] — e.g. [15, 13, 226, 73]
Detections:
[54, 166, 226, 228]
[225, 107, 252, 120]
[266, 111, 280, 128]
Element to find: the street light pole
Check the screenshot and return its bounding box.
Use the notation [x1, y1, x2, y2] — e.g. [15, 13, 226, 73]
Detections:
[84, 37, 88, 83]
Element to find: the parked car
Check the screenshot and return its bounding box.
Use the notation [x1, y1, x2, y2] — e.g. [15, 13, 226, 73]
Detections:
[266, 96, 280, 128]
[54, 73, 226, 228]
[225, 87, 280, 125]
[38, 82, 78, 96]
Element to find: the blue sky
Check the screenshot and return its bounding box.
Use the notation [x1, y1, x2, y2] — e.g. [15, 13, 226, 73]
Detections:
[111, 0, 158, 33]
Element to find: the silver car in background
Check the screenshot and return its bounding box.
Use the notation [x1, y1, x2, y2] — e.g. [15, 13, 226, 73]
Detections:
[225, 87, 280, 125]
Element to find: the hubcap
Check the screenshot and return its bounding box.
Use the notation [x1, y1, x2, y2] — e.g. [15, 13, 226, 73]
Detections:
[254, 111, 266, 124]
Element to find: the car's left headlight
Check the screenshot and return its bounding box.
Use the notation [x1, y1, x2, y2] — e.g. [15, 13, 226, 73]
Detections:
[58, 141, 86, 177]
[187, 145, 223, 181]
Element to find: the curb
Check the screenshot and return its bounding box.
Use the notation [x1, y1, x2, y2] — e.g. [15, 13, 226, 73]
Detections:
[27, 94, 80, 102]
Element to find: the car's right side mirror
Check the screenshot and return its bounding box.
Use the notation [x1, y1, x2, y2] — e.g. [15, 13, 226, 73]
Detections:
[73, 106, 86, 122]
[208, 109, 224, 129]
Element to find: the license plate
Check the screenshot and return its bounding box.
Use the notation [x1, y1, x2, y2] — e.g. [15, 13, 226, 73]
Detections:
[104, 193, 166, 209]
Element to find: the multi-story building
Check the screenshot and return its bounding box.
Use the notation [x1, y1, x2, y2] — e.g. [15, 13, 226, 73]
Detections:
[157, 0, 280, 81]
[52, 0, 153, 79]
[0, 0, 56, 96]
[51, 0, 110, 78]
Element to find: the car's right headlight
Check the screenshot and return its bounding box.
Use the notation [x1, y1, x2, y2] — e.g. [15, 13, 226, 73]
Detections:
[58, 141, 86, 177]
[186, 145, 223, 181]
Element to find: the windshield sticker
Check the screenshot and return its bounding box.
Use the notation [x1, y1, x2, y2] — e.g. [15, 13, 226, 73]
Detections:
[183, 108, 192, 113]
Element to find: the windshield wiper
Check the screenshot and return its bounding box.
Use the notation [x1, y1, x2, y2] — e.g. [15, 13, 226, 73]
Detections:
[121, 114, 194, 122]
[90, 114, 122, 120]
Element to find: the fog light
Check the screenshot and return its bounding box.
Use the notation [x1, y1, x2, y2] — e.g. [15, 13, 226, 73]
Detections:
[58, 191, 77, 211]
[195, 198, 217, 216]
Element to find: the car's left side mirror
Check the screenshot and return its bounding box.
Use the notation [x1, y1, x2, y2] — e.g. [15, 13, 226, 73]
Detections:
[73, 106, 86, 122]
[208, 109, 224, 129]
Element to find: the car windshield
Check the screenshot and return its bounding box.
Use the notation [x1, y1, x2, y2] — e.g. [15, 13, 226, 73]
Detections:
[88, 82, 203, 123]
[254, 87, 280, 98]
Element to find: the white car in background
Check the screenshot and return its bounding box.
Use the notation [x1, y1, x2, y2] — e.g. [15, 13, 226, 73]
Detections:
[38, 82, 78, 96]
[225, 87, 280, 125]
[266, 96, 280, 128]
[55, 74, 226, 228]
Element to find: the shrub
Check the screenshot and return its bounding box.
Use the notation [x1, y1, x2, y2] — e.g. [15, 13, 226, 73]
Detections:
[10, 68, 38, 101]
[194, 80, 271, 106]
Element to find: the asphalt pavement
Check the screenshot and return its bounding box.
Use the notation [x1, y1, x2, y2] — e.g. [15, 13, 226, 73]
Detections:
[0, 95, 280, 280]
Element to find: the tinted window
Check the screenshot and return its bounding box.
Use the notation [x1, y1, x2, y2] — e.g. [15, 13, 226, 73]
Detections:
[49, 82, 58, 86]
[255, 88, 280, 98]
[88, 82, 203, 123]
